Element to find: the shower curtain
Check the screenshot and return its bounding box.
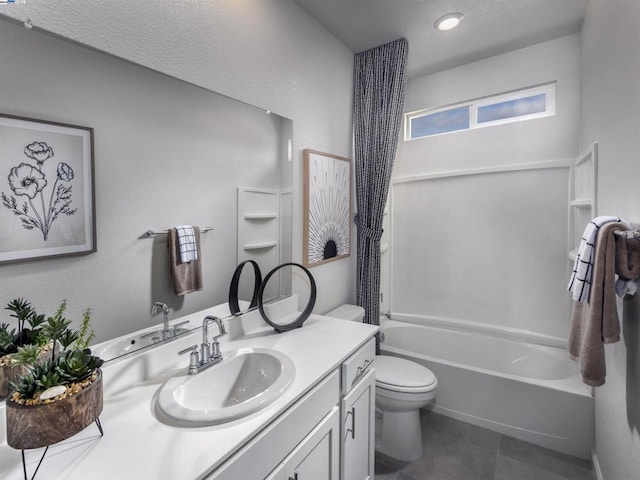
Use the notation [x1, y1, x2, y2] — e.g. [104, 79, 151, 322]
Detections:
[353, 38, 409, 328]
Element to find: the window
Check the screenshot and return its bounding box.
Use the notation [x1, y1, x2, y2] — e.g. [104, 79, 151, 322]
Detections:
[405, 83, 556, 141]
[410, 105, 470, 138]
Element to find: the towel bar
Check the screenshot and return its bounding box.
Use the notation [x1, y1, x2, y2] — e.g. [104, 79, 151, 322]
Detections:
[613, 229, 640, 240]
[143, 227, 213, 238]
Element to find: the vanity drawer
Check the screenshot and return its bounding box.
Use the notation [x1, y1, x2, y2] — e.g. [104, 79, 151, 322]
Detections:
[341, 337, 375, 394]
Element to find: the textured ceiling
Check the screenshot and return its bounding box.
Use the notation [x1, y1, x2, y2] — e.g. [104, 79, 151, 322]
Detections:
[294, 0, 588, 78]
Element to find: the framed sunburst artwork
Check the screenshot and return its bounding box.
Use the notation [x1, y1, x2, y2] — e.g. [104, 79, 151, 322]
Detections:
[303, 149, 351, 268]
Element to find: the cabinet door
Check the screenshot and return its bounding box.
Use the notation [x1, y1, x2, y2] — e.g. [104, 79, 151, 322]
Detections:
[265, 464, 285, 480]
[341, 369, 375, 480]
[282, 407, 340, 480]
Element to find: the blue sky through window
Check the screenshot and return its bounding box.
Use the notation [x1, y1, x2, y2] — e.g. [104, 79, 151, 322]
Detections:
[477, 93, 546, 123]
[410, 106, 470, 138]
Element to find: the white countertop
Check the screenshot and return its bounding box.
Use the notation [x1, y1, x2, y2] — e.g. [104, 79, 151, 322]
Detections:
[0, 302, 378, 480]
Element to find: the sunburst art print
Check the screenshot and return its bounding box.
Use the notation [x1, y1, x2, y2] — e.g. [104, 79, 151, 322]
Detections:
[303, 149, 351, 267]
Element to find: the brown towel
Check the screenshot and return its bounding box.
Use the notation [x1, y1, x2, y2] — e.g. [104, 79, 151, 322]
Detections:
[568, 222, 623, 386]
[168, 226, 202, 296]
[615, 236, 640, 280]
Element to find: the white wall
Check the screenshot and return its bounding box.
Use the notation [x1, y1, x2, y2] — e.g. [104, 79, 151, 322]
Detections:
[579, 1, 640, 478]
[390, 35, 580, 342]
[0, 0, 356, 341]
[396, 34, 581, 178]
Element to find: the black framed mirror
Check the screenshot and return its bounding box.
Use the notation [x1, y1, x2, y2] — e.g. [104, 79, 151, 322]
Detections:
[258, 263, 316, 333]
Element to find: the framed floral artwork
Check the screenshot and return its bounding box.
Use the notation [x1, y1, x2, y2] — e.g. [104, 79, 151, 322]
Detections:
[303, 149, 351, 268]
[0, 114, 96, 264]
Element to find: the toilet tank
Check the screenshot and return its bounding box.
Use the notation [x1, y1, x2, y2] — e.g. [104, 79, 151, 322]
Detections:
[325, 304, 365, 322]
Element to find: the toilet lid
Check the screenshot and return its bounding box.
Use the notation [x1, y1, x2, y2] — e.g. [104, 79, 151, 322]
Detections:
[375, 356, 437, 391]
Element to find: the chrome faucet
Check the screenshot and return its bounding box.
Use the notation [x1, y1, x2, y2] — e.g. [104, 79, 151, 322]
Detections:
[151, 302, 171, 339]
[202, 316, 226, 364]
[179, 316, 227, 375]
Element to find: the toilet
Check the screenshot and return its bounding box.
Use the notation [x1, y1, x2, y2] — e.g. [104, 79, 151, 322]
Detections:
[326, 304, 438, 461]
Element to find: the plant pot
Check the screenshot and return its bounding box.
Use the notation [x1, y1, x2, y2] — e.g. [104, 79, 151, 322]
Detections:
[5, 369, 103, 450]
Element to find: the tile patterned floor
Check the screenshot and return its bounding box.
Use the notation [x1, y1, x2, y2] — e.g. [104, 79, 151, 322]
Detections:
[375, 411, 595, 480]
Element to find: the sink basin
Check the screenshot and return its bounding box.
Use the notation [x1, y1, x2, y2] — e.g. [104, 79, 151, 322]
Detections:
[156, 347, 295, 426]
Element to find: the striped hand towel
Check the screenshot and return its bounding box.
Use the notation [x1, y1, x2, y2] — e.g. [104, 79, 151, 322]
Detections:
[568, 216, 630, 303]
[175, 225, 198, 263]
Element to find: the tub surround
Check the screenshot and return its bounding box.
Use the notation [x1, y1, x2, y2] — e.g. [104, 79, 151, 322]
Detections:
[0, 298, 378, 479]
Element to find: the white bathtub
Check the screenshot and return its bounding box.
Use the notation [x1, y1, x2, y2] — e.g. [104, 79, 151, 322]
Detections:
[379, 318, 594, 459]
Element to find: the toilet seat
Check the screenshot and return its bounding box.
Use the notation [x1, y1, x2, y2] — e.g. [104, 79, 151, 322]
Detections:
[375, 356, 437, 393]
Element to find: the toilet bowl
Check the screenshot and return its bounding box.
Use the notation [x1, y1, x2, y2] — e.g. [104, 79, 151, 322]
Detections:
[325, 305, 438, 461]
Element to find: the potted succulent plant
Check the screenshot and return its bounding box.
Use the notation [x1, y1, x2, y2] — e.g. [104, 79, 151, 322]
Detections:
[0, 298, 52, 398]
[4, 299, 104, 450]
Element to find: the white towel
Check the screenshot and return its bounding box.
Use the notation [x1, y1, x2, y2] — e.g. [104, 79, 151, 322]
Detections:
[175, 225, 198, 263]
[568, 216, 630, 303]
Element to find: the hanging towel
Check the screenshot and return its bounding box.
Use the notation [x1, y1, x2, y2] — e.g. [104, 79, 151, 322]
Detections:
[175, 225, 198, 263]
[168, 226, 202, 296]
[568, 216, 631, 303]
[615, 235, 640, 297]
[568, 222, 626, 386]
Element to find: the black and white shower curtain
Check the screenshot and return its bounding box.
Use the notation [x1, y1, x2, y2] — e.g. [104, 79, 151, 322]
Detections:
[353, 38, 409, 329]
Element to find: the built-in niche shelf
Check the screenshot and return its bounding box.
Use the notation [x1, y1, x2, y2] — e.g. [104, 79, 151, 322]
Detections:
[237, 187, 280, 272]
[243, 241, 278, 251]
[568, 142, 598, 262]
[244, 213, 278, 220]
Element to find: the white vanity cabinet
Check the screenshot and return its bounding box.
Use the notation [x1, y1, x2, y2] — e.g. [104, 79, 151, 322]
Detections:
[208, 337, 376, 480]
[266, 407, 340, 480]
[340, 339, 376, 480]
[207, 371, 340, 480]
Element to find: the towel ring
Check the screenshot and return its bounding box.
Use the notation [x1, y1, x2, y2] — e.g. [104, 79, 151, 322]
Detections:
[228, 260, 262, 315]
[258, 262, 316, 333]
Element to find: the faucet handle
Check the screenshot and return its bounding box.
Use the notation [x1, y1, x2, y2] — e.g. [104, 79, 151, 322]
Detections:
[211, 339, 223, 359]
[178, 344, 200, 375]
[173, 320, 190, 329]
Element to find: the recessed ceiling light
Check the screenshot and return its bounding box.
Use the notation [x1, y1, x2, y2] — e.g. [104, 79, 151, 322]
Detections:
[435, 12, 464, 31]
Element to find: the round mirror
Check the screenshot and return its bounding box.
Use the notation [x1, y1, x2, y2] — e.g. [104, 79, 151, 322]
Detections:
[228, 260, 263, 315]
[258, 263, 316, 333]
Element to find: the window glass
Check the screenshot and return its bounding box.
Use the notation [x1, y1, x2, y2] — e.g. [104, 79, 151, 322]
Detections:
[477, 93, 547, 124]
[410, 106, 470, 139]
[405, 83, 555, 141]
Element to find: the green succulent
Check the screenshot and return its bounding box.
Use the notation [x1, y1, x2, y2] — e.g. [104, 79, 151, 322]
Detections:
[56, 349, 104, 383]
[38, 369, 64, 391]
[0, 323, 17, 356]
[10, 369, 39, 399]
[11, 344, 42, 366]
[10, 359, 54, 399]
[3, 298, 45, 350]
[5, 298, 36, 332]
[59, 330, 80, 350]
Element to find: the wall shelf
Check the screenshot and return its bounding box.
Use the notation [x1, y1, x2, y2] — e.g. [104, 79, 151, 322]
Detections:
[237, 187, 280, 275]
[244, 214, 278, 220]
[243, 241, 278, 251]
[568, 142, 598, 261]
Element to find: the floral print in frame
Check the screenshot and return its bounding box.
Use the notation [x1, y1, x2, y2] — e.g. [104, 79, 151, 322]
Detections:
[0, 114, 95, 264]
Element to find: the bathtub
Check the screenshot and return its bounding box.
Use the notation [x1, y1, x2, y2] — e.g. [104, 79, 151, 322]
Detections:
[379, 318, 594, 459]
